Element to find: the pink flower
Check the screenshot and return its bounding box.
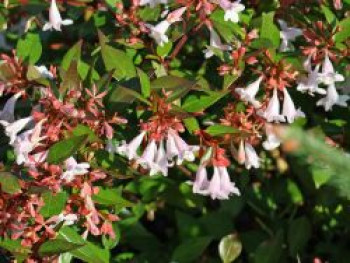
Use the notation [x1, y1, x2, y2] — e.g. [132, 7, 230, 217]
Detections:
[116, 131, 146, 160]
[145, 20, 171, 46]
[43, 0, 73, 31]
[262, 124, 281, 151]
[244, 142, 260, 169]
[150, 140, 168, 176]
[207, 166, 240, 200]
[278, 20, 303, 52]
[0, 116, 34, 145]
[219, 0, 245, 23]
[137, 139, 158, 170]
[317, 84, 349, 111]
[192, 165, 210, 194]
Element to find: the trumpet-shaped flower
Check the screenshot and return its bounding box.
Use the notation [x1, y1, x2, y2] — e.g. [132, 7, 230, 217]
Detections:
[282, 88, 305, 123]
[236, 76, 263, 108]
[137, 139, 158, 170]
[320, 54, 345, 86]
[139, 0, 168, 8]
[278, 20, 303, 52]
[0, 93, 21, 123]
[149, 140, 169, 176]
[207, 166, 240, 200]
[219, 0, 245, 23]
[244, 142, 260, 169]
[43, 0, 73, 31]
[192, 165, 210, 195]
[297, 64, 326, 96]
[0, 116, 34, 145]
[35, 65, 54, 80]
[116, 131, 146, 160]
[204, 28, 231, 58]
[145, 20, 171, 46]
[316, 84, 349, 111]
[61, 157, 90, 182]
[262, 124, 281, 151]
[166, 129, 199, 165]
[260, 88, 285, 123]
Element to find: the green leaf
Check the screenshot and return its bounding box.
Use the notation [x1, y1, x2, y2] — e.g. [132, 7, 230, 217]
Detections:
[72, 124, 100, 143]
[0, 239, 30, 262]
[40, 191, 68, 218]
[260, 12, 280, 49]
[253, 231, 283, 263]
[219, 234, 242, 263]
[61, 40, 82, 71]
[16, 33, 42, 64]
[182, 91, 228, 113]
[184, 117, 200, 134]
[59, 227, 110, 263]
[60, 61, 80, 94]
[47, 135, 88, 164]
[288, 217, 311, 256]
[0, 172, 21, 194]
[157, 42, 172, 57]
[107, 84, 151, 106]
[38, 239, 84, 257]
[98, 31, 136, 80]
[137, 68, 151, 98]
[172, 236, 212, 263]
[335, 17, 350, 43]
[93, 187, 134, 208]
[286, 179, 303, 205]
[321, 5, 337, 24]
[205, 125, 239, 136]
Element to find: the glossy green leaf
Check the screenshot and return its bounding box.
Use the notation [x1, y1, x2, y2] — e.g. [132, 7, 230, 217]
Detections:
[205, 125, 239, 136]
[40, 191, 68, 218]
[38, 239, 84, 257]
[16, 33, 42, 64]
[219, 234, 242, 263]
[0, 172, 21, 194]
[260, 12, 280, 49]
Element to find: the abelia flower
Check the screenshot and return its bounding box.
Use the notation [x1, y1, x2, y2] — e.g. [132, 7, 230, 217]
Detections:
[166, 129, 199, 165]
[116, 131, 146, 160]
[139, 0, 168, 8]
[278, 20, 303, 52]
[35, 65, 54, 80]
[316, 84, 349, 111]
[319, 54, 345, 86]
[61, 157, 90, 182]
[204, 27, 231, 58]
[218, 0, 245, 23]
[244, 142, 260, 169]
[262, 124, 281, 151]
[48, 213, 78, 227]
[151, 140, 168, 176]
[0, 116, 34, 145]
[236, 76, 263, 108]
[282, 88, 305, 123]
[297, 64, 326, 96]
[259, 88, 285, 122]
[145, 21, 171, 46]
[206, 166, 240, 200]
[192, 165, 210, 195]
[43, 0, 73, 31]
[0, 92, 21, 123]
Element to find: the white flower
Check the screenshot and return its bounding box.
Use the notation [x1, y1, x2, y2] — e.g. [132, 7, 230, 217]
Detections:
[0, 116, 34, 145]
[192, 165, 210, 195]
[116, 131, 146, 160]
[207, 166, 240, 200]
[244, 142, 260, 169]
[166, 129, 199, 165]
[316, 84, 349, 111]
[150, 140, 168, 176]
[204, 28, 231, 58]
[136, 139, 158, 169]
[139, 0, 168, 8]
[43, 0, 73, 31]
[0, 93, 21, 123]
[319, 54, 345, 86]
[282, 88, 305, 123]
[278, 20, 303, 52]
[260, 88, 285, 122]
[297, 64, 326, 96]
[50, 213, 78, 228]
[236, 76, 263, 108]
[61, 157, 90, 182]
[262, 124, 281, 151]
[145, 20, 171, 46]
[35, 65, 54, 79]
[219, 0, 245, 23]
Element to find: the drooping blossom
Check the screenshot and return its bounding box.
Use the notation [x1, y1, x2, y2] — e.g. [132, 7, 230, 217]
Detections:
[0, 116, 34, 145]
[35, 65, 54, 80]
[48, 213, 78, 228]
[297, 64, 325, 96]
[136, 139, 158, 171]
[262, 124, 281, 151]
[278, 20, 303, 52]
[333, 0, 343, 10]
[61, 157, 90, 182]
[218, 0, 245, 23]
[116, 131, 146, 160]
[204, 27, 231, 58]
[192, 165, 210, 195]
[43, 0, 73, 31]
[244, 142, 260, 169]
[139, 0, 168, 8]
[259, 88, 285, 122]
[319, 54, 345, 86]
[236, 76, 263, 108]
[0, 92, 21, 122]
[166, 129, 199, 165]
[206, 166, 240, 200]
[317, 84, 349, 111]
[151, 140, 168, 176]
[282, 88, 305, 123]
[145, 7, 186, 46]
